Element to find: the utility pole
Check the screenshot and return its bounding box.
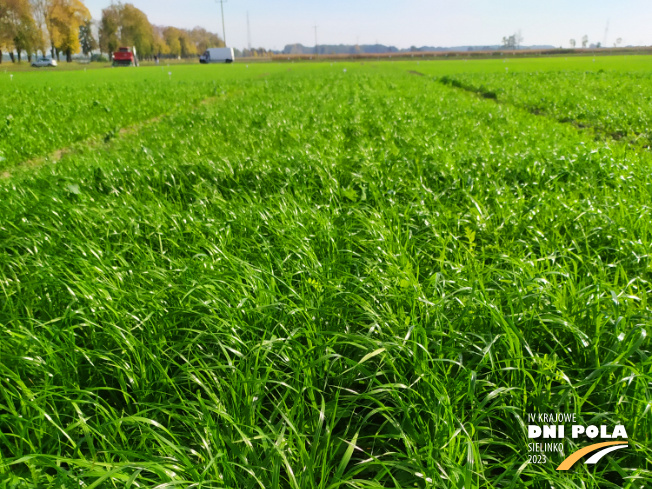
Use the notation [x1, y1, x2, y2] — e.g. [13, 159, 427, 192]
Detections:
[216, 0, 227, 46]
[314, 24, 318, 56]
[247, 11, 252, 51]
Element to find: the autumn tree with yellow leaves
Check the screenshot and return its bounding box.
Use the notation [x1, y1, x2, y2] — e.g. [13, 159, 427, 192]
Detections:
[0, 0, 40, 62]
[46, 0, 91, 61]
[0, 1, 14, 62]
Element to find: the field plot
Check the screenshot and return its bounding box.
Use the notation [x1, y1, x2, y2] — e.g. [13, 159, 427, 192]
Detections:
[1, 59, 651, 488]
[0, 64, 287, 171]
[438, 70, 652, 143]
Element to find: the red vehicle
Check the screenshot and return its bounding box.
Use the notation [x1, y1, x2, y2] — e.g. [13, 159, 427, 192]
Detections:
[112, 47, 139, 67]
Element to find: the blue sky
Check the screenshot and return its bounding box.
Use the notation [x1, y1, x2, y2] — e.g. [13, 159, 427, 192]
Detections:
[84, 0, 652, 51]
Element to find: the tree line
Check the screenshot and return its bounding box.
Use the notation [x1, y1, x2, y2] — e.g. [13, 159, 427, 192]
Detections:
[0, 0, 224, 63]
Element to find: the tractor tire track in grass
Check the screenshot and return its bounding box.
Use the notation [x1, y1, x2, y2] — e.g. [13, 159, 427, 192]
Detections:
[0, 92, 239, 180]
[436, 74, 652, 149]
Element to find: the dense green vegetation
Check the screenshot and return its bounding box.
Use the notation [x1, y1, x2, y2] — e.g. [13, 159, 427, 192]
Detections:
[437, 70, 652, 144]
[0, 66, 253, 170]
[1, 58, 651, 488]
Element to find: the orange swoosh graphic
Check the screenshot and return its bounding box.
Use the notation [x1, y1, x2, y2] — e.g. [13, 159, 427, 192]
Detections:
[556, 441, 628, 471]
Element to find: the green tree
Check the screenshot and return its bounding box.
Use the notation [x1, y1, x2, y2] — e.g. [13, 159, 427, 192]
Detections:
[99, 3, 154, 58]
[78, 18, 96, 55]
[98, 3, 120, 56]
[152, 25, 169, 56]
[120, 3, 154, 57]
[502, 35, 516, 50]
[178, 29, 195, 57]
[190, 26, 222, 54]
[502, 31, 523, 50]
[119, 3, 153, 57]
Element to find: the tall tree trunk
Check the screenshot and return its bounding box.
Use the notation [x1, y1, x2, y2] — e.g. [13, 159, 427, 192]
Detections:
[17, 51, 21, 62]
[9, 52, 15, 63]
[66, 49, 72, 62]
[28, 53, 33, 62]
[0, 49, 2, 64]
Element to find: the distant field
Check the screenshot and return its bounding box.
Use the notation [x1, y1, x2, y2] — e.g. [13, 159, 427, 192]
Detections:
[1, 57, 650, 488]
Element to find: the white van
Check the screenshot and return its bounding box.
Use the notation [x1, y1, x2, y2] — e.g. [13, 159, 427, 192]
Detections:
[200, 48, 234, 64]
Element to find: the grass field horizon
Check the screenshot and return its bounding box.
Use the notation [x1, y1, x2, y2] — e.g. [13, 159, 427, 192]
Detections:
[1, 55, 650, 488]
[3, 46, 652, 72]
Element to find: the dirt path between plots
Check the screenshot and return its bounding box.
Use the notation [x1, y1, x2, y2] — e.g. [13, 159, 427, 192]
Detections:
[0, 94, 226, 180]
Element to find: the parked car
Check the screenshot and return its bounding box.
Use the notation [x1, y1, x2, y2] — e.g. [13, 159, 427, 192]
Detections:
[32, 57, 57, 67]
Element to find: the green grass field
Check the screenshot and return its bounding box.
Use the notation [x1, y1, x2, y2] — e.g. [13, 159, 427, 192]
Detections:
[1, 57, 650, 488]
